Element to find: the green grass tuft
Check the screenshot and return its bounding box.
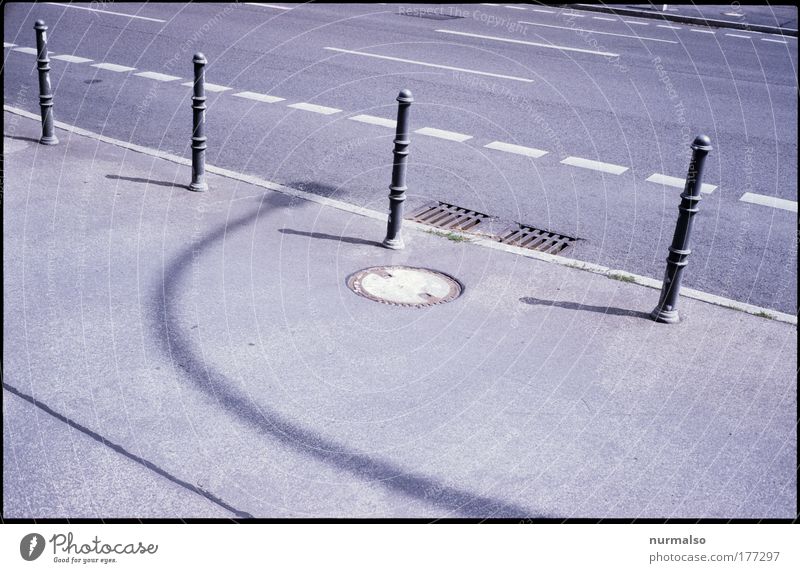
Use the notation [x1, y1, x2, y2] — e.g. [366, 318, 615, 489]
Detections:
[608, 272, 636, 283]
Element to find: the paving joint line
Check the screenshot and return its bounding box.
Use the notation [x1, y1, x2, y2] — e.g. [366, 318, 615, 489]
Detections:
[4, 105, 794, 325]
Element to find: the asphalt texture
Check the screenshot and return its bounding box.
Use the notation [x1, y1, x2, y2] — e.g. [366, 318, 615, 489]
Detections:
[3, 111, 796, 518]
[2, 2, 797, 315]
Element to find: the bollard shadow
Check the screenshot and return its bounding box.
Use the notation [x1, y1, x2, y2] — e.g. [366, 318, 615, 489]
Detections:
[3, 134, 42, 144]
[287, 181, 345, 199]
[279, 228, 381, 247]
[154, 205, 544, 518]
[519, 297, 651, 320]
[106, 174, 181, 189]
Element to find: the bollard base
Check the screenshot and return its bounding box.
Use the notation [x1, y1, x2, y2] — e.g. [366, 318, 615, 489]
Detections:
[650, 306, 680, 324]
[39, 135, 59, 145]
[188, 181, 208, 193]
[382, 237, 404, 250]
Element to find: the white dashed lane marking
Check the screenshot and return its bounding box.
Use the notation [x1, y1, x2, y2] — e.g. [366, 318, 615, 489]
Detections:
[531, 8, 554, 14]
[287, 102, 342, 115]
[726, 33, 752, 39]
[51, 54, 93, 63]
[415, 127, 473, 142]
[518, 21, 678, 43]
[180, 81, 232, 92]
[646, 173, 717, 194]
[484, 141, 548, 158]
[504, 5, 527, 10]
[560, 156, 628, 175]
[739, 193, 797, 212]
[690, 29, 716, 34]
[232, 91, 285, 103]
[91, 62, 136, 72]
[244, 3, 292, 9]
[135, 71, 181, 82]
[436, 29, 620, 56]
[762, 38, 788, 44]
[4, 43, 18, 48]
[45, 2, 166, 22]
[348, 114, 397, 128]
[657, 24, 682, 30]
[592, 16, 616, 21]
[324, 47, 534, 83]
[12, 47, 39, 55]
[623, 20, 649, 26]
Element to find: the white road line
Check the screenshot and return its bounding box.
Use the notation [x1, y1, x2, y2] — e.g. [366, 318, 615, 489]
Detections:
[415, 127, 472, 142]
[232, 91, 285, 103]
[244, 3, 291, 9]
[135, 71, 181, 82]
[646, 173, 717, 194]
[592, 16, 617, 21]
[484, 141, 548, 158]
[561, 12, 585, 18]
[657, 24, 682, 30]
[348, 114, 396, 128]
[324, 47, 534, 83]
[180, 81, 232, 92]
[4, 43, 17, 48]
[436, 29, 620, 56]
[505, 5, 527, 10]
[532, 8, 554, 14]
[690, 28, 716, 34]
[51, 54, 93, 63]
[561, 156, 628, 175]
[12, 47, 39, 55]
[45, 2, 166, 22]
[623, 20, 649, 26]
[726, 33, 752, 39]
[92, 62, 135, 72]
[518, 20, 678, 43]
[762, 38, 788, 44]
[739, 193, 797, 212]
[287, 102, 342, 115]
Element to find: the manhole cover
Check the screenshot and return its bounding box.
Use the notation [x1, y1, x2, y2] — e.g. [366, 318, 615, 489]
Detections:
[346, 266, 462, 307]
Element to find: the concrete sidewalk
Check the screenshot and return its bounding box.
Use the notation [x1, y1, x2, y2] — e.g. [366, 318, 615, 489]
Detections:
[3, 111, 796, 519]
[571, 4, 798, 36]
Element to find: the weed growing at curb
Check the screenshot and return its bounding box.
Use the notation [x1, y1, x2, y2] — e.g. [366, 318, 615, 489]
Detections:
[608, 272, 636, 283]
[754, 310, 775, 320]
[426, 230, 472, 243]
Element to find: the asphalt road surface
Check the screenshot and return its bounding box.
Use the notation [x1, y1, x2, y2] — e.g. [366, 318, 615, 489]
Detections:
[4, 2, 797, 314]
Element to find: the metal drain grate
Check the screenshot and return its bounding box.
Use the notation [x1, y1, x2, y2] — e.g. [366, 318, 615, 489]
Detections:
[497, 224, 578, 255]
[400, 11, 464, 21]
[409, 201, 491, 232]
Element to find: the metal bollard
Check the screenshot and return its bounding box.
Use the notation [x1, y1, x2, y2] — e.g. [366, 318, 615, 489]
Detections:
[34, 20, 58, 145]
[382, 89, 413, 249]
[651, 135, 713, 323]
[188, 53, 208, 192]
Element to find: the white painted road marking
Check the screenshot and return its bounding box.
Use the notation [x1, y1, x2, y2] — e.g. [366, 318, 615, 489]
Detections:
[561, 156, 628, 174]
[518, 20, 678, 43]
[244, 3, 292, 9]
[324, 47, 534, 83]
[532, 8, 554, 14]
[762, 38, 788, 44]
[181, 81, 232, 92]
[505, 5, 527, 10]
[726, 33, 751, 39]
[51, 54, 93, 63]
[135, 71, 181, 82]
[288, 102, 342, 115]
[593, 16, 617, 21]
[4, 43, 17, 48]
[233, 91, 285, 103]
[12, 47, 39, 55]
[45, 2, 166, 22]
[646, 173, 717, 194]
[415, 127, 473, 142]
[657, 24, 682, 30]
[739, 193, 797, 212]
[348, 114, 396, 128]
[436, 29, 620, 57]
[92, 62, 136, 72]
[484, 141, 548, 158]
[623, 20, 649, 26]
[690, 29, 716, 34]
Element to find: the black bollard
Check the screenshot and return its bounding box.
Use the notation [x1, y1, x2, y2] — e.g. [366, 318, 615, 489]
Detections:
[34, 20, 58, 145]
[188, 53, 208, 192]
[382, 89, 413, 249]
[651, 135, 713, 323]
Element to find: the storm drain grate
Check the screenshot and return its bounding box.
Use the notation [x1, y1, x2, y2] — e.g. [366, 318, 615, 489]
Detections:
[497, 224, 578, 255]
[400, 11, 464, 21]
[408, 201, 491, 232]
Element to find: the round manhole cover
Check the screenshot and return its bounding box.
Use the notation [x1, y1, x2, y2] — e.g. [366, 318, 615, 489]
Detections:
[346, 266, 462, 307]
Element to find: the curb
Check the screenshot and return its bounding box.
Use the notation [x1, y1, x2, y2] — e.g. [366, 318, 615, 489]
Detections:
[568, 4, 799, 37]
[4, 104, 797, 326]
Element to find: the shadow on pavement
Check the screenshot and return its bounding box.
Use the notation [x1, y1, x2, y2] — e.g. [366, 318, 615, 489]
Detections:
[106, 174, 182, 189]
[520, 296, 651, 320]
[156, 201, 542, 518]
[4, 134, 41, 144]
[279, 228, 381, 247]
